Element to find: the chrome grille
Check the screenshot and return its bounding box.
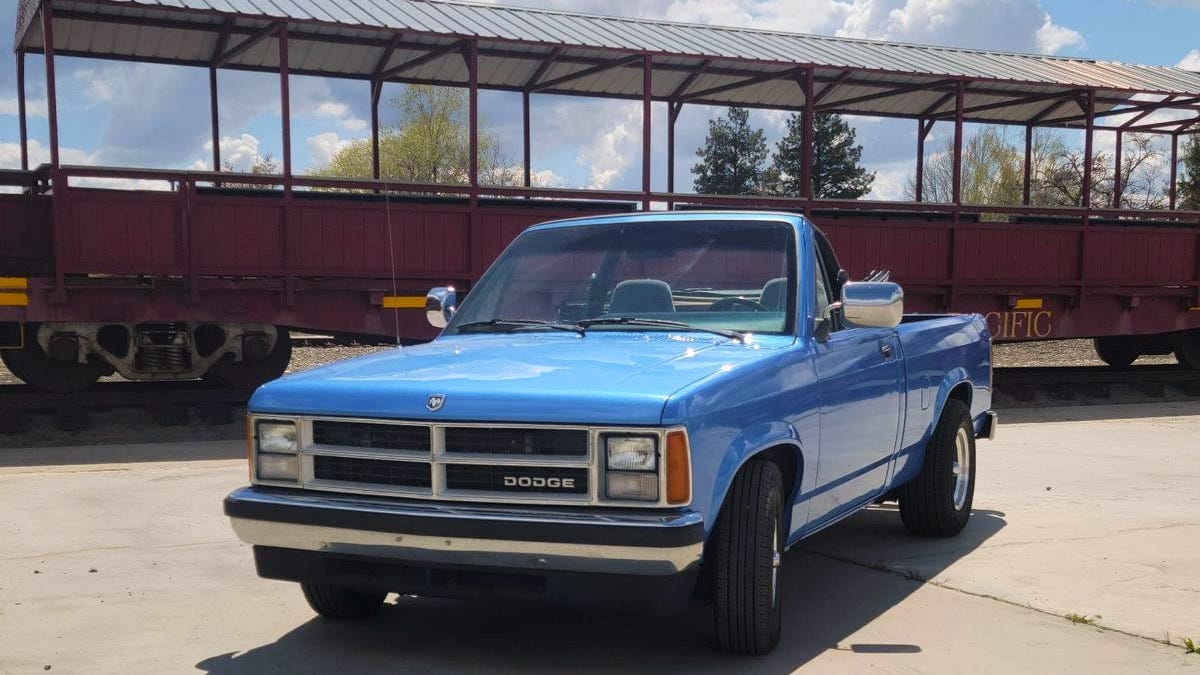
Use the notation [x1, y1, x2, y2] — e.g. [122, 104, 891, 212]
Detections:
[314, 456, 432, 489]
[444, 427, 587, 457]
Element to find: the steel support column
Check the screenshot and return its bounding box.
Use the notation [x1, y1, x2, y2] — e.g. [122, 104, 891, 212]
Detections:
[951, 81, 964, 206]
[42, 2, 60, 168]
[209, 67, 220, 172]
[468, 40, 479, 274]
[371, 80, 382, 180]
[800, 68, 815, 204]
[668, 101, 680, 196]
[1023, 125, 1033, 205]
[1112, 130, 1123, 209]
[915, 118, 931, 203]
[1169, 132, 1178, 210]
[523, 91, 531, 187]
[17, 52, 28, 170]
[642, 54, 652, 210]
[278, 24, 292, 190]
[1081, 90, 1096, 210]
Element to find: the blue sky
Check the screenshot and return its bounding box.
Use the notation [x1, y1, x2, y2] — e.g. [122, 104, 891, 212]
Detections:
[0, 0, 1196, 198]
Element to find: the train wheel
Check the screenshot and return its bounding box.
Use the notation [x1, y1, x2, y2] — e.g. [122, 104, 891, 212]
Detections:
[1093, 336, 1139, 368]
[1173, 330, 1200, 370]
[205, 328, 292, 389]
[0, 327, 107, 392]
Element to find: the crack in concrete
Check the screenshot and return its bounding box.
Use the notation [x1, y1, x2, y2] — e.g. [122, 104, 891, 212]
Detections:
[1, 540, 233, 562]
[804, 548, 1190, 654]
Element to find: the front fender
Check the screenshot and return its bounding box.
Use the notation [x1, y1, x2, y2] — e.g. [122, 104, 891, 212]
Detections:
[696, 420, 807, 539]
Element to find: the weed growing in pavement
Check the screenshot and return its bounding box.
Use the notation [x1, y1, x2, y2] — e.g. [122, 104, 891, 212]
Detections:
[1064, 613, 1101, 625]
[1183, 637, 1197, 654]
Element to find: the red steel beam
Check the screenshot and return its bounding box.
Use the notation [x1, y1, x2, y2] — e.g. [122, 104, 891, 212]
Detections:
[42, 1, 60, 168]
[209, 67, 220, 172]
[667, 101, 680, 194]
[952, 81, 964, 205]
[642, 54, 652, 210]
[818, 78, 957, 111]
[1169, 132, 1178, 210]
[1081, 90, 1096, 209]
[813, 70, 853, 104]
[523, 46, 564, 90]
[1040, 95, 1200, 126]
[214, 21, 278, 67]
[919, 92, 955, 118]
[1123, 114, 1200, 134]
[800, 69, 815, 201]
[1023, 124, 1033, 205]
[531, 54, 643, 93]
[377, 40, 467, 81]
[16, 52, 27, 170]
[680, 67, 802, 103]
[1112, 130, 1123, 209]
[667, 59, 712, 100]
[210, 17, 234, 65]
[523, 91, 531, 187]
[468, 40, 479, 196]
[278, 24, 291, 187]
[916, 118, 933, 203]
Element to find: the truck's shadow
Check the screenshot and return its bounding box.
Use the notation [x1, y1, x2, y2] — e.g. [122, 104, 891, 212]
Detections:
[196, 507, 1004, 674]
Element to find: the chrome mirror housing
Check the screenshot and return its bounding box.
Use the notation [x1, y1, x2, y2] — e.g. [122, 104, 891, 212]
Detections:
[841, 281, 903, 329]
[425, 286, 457, 328]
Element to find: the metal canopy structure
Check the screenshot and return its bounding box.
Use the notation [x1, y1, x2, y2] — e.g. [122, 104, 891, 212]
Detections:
[9, 0, 1200, 212]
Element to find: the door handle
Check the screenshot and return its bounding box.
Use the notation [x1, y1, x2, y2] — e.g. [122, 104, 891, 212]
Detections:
[880, 342, 893, 360]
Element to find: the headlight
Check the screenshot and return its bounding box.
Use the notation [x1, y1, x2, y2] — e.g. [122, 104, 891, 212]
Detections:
[257, 421, 298, 454]
[256, 453, 300, 482]
[605, 435, 657, 471]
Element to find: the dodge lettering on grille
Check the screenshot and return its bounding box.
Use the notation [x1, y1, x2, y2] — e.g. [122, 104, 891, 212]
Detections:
[502, 475, 575, 489]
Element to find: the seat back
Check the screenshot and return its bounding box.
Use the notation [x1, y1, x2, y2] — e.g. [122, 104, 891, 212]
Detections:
[609, 279, 676, 314]
[759, 277, 788, 311]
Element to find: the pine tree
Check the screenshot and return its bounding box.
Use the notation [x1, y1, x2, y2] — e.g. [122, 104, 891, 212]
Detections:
[691, 107, 769, 195]
[770, 113, 874, 199]
[1180, 134, 1200, 211]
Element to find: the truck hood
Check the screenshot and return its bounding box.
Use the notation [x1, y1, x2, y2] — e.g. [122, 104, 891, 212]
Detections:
[250, 332, 791, 425]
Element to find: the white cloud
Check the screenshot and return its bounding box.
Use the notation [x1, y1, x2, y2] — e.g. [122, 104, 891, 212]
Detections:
[1179, 49, 1200, 71]
[316, 100, 369, 132]
[306, 131, 353, 167]
[203, 133, 261, 170]
[0, 97, 47, 117]
[73, 67, 122, 103]
[1035, 15, 1084, 54]
[574, 103, 641, 189]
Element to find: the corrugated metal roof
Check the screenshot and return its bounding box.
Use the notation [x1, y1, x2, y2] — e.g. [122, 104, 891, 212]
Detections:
[15, 0, 1200, 128]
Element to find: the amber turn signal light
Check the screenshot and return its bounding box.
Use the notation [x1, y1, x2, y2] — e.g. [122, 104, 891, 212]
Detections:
[665, 430, 691, 505]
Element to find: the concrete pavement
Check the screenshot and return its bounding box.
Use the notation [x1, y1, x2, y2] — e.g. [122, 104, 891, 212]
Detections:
[1, 403, 1197, 673]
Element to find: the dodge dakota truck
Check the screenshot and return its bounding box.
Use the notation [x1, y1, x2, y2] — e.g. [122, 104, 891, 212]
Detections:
[224, 211, 995, 655]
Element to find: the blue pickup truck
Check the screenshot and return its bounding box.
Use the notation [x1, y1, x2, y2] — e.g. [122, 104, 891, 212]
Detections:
[225, 211, 995, 654]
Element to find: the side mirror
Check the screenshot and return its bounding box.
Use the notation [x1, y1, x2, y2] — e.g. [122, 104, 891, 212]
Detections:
[425, 286, 457, 328]
[841, 281, 903, 329]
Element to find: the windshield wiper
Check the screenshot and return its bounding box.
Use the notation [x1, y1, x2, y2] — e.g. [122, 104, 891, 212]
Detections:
[578, 317, 745, 341]
[455, 319, 585, 336]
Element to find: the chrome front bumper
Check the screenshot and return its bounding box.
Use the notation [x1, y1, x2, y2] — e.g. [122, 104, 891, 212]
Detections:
[225, 487, 704, 576]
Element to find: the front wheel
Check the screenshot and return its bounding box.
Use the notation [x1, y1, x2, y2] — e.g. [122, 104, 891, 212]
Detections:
[899, 399, 976, 537]
[300, 582, 386, 620]
[712, 459, 784, 655]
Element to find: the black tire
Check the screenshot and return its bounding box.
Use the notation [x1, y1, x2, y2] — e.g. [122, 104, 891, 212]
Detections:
[1173, 330, 1200, 370]
[712, 459, 784, 655]
[300, 582, 385, 620]
[1093, 336, 1138, 368]
[206, 328, 292, 389]
[899, 399, 975, 537]
[0, 325, 106, 393]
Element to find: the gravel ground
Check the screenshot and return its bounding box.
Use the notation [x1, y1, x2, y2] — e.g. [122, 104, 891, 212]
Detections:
[992, 338, 1178, 368]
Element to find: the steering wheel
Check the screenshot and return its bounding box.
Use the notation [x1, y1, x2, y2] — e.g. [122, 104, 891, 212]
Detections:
[707, 297, 770, 312]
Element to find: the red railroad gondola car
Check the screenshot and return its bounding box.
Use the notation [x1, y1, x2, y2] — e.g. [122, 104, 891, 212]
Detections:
[2, 0, 1199, 390]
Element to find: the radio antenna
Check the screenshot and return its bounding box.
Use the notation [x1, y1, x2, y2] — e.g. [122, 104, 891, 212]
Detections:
[383, 180, 401, 347]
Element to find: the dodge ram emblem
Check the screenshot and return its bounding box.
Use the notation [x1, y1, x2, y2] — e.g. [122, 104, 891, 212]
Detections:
[426, 394, 445, 411]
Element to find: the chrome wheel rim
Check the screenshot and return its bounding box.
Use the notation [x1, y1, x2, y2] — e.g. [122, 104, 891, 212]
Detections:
[952, 426, 971, 510]
[771, 519, 781, 605]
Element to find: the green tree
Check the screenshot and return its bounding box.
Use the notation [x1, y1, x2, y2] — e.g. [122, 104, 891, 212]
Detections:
[220, 152, 279, 189]
[1179, 134, 1200, 210]
[310, 85, 520, 186]
[770, 113, 873, 199]
[691, 107, 769, 195]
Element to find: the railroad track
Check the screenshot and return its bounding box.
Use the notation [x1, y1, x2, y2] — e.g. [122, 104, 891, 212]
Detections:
[994, 365, 1200, 402]
[0, 380, 252, 433]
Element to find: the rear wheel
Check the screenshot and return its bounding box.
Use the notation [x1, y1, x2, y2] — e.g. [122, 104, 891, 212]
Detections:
[1173, 330, 1200, 370]
[1093, 336, 1138, 368]
[0, 325, 107, 392]
[712, 459, 784, 655]
[205, 327, 292, 388]
[899, 399, 975, 537]
[300, 582, 386, 620]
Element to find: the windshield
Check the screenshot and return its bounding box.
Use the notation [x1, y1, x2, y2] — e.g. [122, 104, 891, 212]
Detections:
[446, 219, 797, 336]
